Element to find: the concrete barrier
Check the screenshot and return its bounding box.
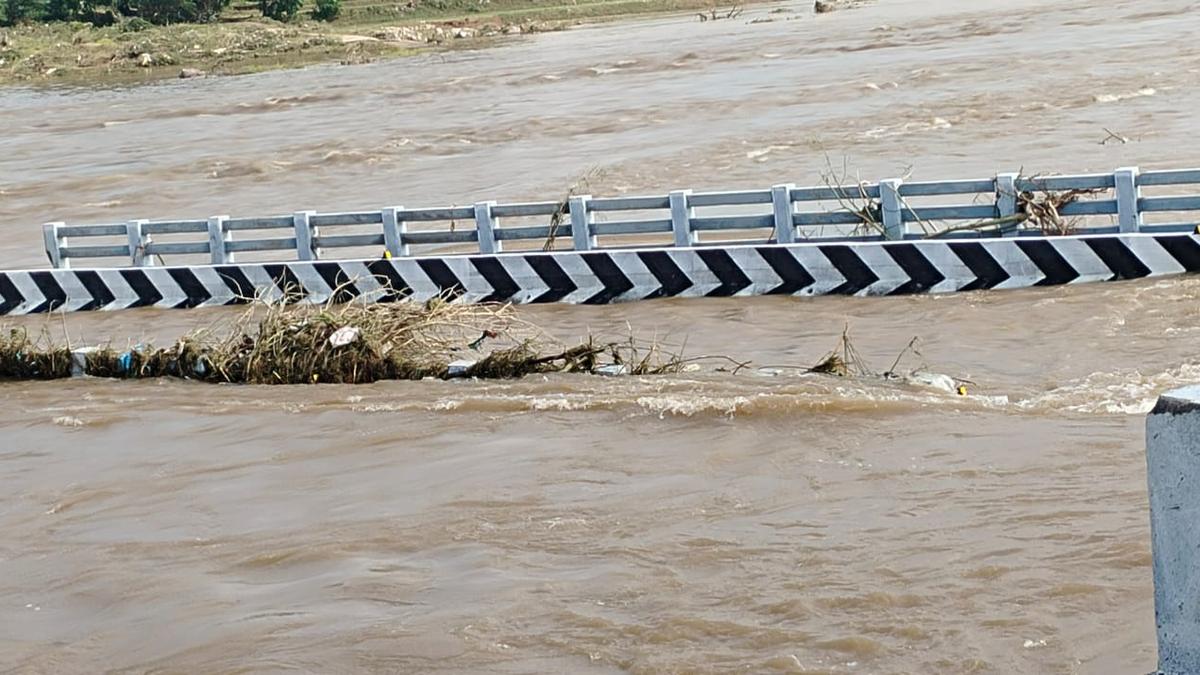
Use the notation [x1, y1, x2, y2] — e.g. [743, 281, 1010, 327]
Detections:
[1146, 385, 1200, 674]
[1, 233, 1200, 315]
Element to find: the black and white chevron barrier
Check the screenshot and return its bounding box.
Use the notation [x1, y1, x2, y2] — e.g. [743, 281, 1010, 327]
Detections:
[2, 232, 1197, 315]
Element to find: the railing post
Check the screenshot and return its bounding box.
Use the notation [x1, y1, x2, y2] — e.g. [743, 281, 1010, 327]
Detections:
[382, 206, 407, 257]
[1146, 385, 1200, 675]
[207, 215, 230, 265]
[294, 210, 318, 261]
[879, 179, 904, 240]
[43, 222, 65, 269]
[474, 200, 499, 254]
[996, 172, 1020, 237]
[127, 219, 150, 267]
[569, 194, 594, 251]
[1115, 166, 1142, 233]
[771, 183, 796, 244]
[670, 189, 695, 247]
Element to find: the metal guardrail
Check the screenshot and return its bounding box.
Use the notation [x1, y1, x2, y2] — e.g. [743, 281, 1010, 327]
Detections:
[38, 166, 1200, 269]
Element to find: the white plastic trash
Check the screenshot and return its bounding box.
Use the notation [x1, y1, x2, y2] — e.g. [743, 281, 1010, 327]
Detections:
[328, 326, 360, 348]
[447, 360, 476, 377]
[70, 347, 100, 377]
[904, 371, 957, 393]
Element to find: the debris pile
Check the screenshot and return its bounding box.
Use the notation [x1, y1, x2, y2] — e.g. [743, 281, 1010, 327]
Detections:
[0, 297, 684, 384]
[806, 329, 972, 395]
[1, 302, 970, 395]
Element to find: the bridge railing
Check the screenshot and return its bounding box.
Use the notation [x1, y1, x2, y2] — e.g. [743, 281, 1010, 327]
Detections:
[38, 166, 1200, 269]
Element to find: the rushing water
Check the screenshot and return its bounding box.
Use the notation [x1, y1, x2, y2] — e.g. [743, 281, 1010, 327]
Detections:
[4, 0, 1200, 671]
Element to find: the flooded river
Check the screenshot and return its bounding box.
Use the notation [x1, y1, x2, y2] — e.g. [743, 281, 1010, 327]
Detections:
[4, 0, 1200, 671]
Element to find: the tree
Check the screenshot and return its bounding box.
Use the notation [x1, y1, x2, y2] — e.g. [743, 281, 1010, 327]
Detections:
[45, 0, 95, 21]
[2, 0, 47, 24]
[259, 0, 299, 21]
[311, 0, 337, 21]
[191, 0, 226, 21]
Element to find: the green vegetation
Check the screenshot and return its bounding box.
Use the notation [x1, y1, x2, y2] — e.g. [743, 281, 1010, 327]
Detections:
[0, 0, 753, 86]
[257, 0, 298, 21]
[3, 0, 45, 24]
[310, 0, 336, 21]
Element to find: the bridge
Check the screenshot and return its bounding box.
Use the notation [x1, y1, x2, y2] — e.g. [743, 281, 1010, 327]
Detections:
[3, 165, 1200, 314]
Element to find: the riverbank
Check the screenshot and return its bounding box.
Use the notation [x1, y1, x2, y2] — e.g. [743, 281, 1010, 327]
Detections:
[0, 0, 765, 86]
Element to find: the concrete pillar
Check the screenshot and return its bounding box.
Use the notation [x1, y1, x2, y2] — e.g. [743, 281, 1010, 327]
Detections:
[1146, 384, 1200, 675]
[996, 172, 1020, 237]
[1115, 166, 1142, 233]
[771, 183, 796, 244]
[569, 195, 593, 251]
[669, 189, 695, 247]
[127, 219, 150, 267]
[43, 222, 64, 269]
[293, 210, 318, 261]
[879, 179, 904, 240]
[382, 206, 408, 257]
[207, 215, 230, 265]
[474, 200, 499, 254]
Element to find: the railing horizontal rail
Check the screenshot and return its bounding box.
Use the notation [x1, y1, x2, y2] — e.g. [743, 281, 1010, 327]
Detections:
[689, 190, 773, 207]
[491, 202, 562, 217]
[591, 219, 672, 236]
[310, 212, 384, 227]
[1139, 169, 1200, 186]
[1140, 195, 1200, 212]
[59, 224, 127, 237]
[145, 242, 211, 255]
[1016, 174, 1115, 191]
[399, 207, 476, 222]
[312, 233, 386, 248]
[144, 220, 209, 235]
[226, 238, 299, 253]
[794, 211, 873, 226]
[496, 225, 561, 240]
[36, 165, 1200, 269]
[1059, 200, 1118, 216]
[225, 216, 294, 231]
[1142, 223, 1199, 233]
[61, 244, 131, 258]
[691, 215, 775, 231]
[902, 204, 996, 221]
[791, 184, 882, 201]
[898, 179, 995, 196]
[403, 230, 478, 245]
[589, 195, 670, 211]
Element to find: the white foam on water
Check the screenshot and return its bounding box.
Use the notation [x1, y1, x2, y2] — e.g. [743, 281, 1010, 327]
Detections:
[1093, 87, 1156, 103]
[1017, 362, 1200, 415]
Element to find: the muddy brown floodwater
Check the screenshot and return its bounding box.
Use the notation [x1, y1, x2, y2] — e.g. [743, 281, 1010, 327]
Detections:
[4, 0, 1200, 672]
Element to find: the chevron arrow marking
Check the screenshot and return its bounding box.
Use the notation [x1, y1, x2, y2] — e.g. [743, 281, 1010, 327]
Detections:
[696, 248, 753, 297]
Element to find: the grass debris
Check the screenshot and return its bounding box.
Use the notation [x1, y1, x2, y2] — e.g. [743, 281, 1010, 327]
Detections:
[0, 295, 687, 384]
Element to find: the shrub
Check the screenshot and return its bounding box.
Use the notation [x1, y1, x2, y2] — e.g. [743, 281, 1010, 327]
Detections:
[119, 14, 149, 29]
[115, 0, 225, 23]
[119, 0, 196, 23]
[258, 0, 299, 21]
[310, 0, 337, 21]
